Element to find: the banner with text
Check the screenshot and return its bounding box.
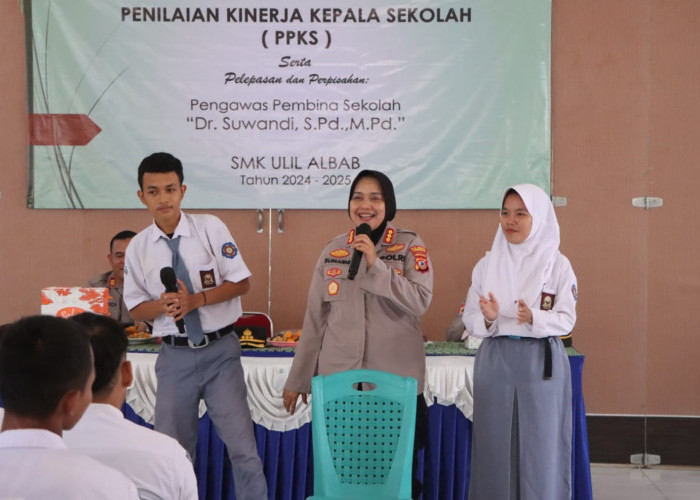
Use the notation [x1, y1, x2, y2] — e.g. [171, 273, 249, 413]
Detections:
[26, 0, 551, 209]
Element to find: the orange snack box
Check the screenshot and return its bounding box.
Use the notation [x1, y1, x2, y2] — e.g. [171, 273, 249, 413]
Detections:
[40, 287, 110, 318]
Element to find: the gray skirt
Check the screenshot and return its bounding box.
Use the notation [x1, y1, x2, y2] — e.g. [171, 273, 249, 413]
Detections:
[469, 336, 572, 500]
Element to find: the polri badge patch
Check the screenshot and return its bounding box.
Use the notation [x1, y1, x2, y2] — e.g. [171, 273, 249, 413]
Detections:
[383, 228, 395, 244]
[326, 268, 342, 278]
[409, 246, 429, 273]
[386, 243, 405, 253]
[328, 280, 339, 296]
[222, 242, 238, 259]
[108, 276, 117, 287]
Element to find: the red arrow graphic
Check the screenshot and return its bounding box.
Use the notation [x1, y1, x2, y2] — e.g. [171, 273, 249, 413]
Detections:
[29, 114, 102, 146]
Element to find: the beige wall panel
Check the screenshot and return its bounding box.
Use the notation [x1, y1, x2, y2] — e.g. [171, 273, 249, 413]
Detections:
[552, 0, 652, 412]
[646, 2, 700, 414]
[269, 209, 349, 332]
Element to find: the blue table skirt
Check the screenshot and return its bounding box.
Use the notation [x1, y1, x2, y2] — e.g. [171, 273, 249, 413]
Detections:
[122, 355, 592, 500]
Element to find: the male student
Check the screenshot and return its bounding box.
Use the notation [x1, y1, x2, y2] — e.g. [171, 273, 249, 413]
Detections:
[0, 315, 138, 499]
[64, 312, 198, 500]
[123, 152, 267, 499]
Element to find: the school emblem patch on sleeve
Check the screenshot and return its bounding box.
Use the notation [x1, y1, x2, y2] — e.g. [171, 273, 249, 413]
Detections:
[221, 242, 238, 259]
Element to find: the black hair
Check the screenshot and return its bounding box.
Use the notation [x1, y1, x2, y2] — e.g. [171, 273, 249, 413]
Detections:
[0, 316, 92, 418]
[137, 152, 184, 189]
[109, 230, 137, 253]
[347, 170, 397, 243]
[70, 313, 128, 397]
[348, 170, 397, 221]
[502, 188, 519, 208]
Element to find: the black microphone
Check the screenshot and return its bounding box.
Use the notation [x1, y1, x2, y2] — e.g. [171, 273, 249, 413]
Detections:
[347, 223, 372, 281]
[160, 267, 185, 334]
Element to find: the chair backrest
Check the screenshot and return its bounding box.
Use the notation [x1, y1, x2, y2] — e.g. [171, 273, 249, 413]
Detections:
[310, 369, 417, 500]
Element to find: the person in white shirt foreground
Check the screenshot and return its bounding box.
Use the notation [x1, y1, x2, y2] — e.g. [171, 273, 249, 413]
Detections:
[0, 315, 139, 499]
[64, 312, 198, 500]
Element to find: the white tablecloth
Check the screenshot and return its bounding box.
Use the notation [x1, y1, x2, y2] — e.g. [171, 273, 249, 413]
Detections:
[126, 352, 475, 432]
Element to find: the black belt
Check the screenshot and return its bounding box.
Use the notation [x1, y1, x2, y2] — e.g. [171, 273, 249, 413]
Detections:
[161, 323, 235, 348]
[502, 335, 554, 380]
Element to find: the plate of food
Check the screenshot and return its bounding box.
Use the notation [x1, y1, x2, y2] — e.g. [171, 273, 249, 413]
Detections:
[125, 325, 154, 344]
[267, 341, 299, 347]
[267, 329, 301, 347]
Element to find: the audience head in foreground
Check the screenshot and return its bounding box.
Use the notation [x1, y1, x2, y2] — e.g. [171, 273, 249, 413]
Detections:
[0, 315, 94, 434]
[0, 315, 139, 499]
[64, 312, 198, 500]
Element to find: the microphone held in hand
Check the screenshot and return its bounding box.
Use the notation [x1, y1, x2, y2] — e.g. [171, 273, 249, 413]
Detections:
[160, 266, 185, 334]
[347, 223, 372, 280]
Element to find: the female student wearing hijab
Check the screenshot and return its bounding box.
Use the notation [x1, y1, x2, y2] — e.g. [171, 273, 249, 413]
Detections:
[462, 184, 577, 500]
[283, 169, 433, 496]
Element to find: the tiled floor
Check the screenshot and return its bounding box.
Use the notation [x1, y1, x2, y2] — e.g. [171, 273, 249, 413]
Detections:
[591, 464, 700, 500]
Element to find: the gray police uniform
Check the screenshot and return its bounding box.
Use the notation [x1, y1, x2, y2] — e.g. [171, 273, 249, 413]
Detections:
[86, 271, 132, 324]
[285, 225, 433, 394]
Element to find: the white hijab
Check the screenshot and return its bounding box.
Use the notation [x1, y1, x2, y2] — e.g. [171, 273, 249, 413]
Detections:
[482, 184, 560, 319]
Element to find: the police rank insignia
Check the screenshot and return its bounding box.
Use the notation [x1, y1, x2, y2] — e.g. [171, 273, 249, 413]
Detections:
[200, 269, 216, 288]
[327, 280, 339, 296]
[108, 276, 117, 287]
[385, 243, 405, 252]
[409, 246, 430, 273]
[540, 293, 555, 310]
[347, 229, 355, 245]
[383, 228, 395, 244]
[330, 249, 350, 258]
[326, 268, 342, 278]
[221, 242, 238, 259]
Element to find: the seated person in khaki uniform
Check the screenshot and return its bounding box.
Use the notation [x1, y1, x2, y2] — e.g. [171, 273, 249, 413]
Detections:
[446, 303, 483, 349]
[86, 230, 138, 326]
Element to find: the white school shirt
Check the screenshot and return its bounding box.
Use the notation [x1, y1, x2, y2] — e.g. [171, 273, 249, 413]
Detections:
[63, 403, 197, 500]
[0, 428, 139, 500]
[124, 212, 251, 336]
[463, 251, 577, 339]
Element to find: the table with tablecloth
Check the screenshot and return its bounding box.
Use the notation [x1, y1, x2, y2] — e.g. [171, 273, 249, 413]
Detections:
[123, 342, 592, 500]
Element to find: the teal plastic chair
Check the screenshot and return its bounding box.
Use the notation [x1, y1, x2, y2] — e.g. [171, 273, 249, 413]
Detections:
[308, 369, 417, 500]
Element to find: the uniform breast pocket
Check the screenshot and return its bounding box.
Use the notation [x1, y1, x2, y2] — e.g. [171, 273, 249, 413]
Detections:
[540, 290, 557, 310]
[192, 250, 220, 290]
[322, 264, 348, 302]
[198, 267, 219, 289]
[379, 252, 407, 275]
